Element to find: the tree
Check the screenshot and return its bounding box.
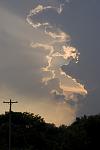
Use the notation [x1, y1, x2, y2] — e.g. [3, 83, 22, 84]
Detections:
[0, 112, 100, 150]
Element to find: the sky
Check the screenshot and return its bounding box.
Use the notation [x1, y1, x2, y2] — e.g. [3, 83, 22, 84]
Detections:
[0, 0, 100, 126]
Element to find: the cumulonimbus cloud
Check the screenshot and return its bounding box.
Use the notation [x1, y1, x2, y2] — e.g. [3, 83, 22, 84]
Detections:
[26, 1, 87, 101]
[0, 0, 87, 126]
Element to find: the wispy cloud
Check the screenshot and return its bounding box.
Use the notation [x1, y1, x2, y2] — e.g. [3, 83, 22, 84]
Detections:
[26, 2, 87, 98]
[25, 0, 87, 125]
[0, 0, 87, 126]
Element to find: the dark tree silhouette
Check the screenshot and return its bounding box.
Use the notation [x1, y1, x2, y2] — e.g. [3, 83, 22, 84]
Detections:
[0, 112, 100, 150]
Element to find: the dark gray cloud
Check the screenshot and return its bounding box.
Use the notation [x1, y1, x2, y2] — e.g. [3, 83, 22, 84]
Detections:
[0, 1, 77, 125]
[60, 0, 100, 115]
[0, 6, 49, 99]
[0, 0, 100, 124]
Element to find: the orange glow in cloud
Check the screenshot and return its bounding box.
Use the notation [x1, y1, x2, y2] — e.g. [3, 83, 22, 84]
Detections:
[26, 1, 88, 125]
[26, 1, 87, 101]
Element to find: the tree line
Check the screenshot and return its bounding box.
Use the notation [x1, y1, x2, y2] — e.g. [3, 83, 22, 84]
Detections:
[0, 111, 100, 150]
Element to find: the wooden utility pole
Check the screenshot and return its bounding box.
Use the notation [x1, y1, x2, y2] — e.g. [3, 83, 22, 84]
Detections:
[3, 99, 18, 150]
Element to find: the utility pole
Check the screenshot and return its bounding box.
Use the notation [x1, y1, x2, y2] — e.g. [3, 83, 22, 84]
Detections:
[3, 99, 18, 150]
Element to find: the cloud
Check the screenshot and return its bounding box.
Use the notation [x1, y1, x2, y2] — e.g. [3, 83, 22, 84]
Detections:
[0, 6, 47, 98]
[0, 0, 87, 126]
[26, 2, 87, 97]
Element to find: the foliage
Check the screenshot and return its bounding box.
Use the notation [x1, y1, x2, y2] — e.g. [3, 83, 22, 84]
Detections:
[0, 112, 100, 150]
